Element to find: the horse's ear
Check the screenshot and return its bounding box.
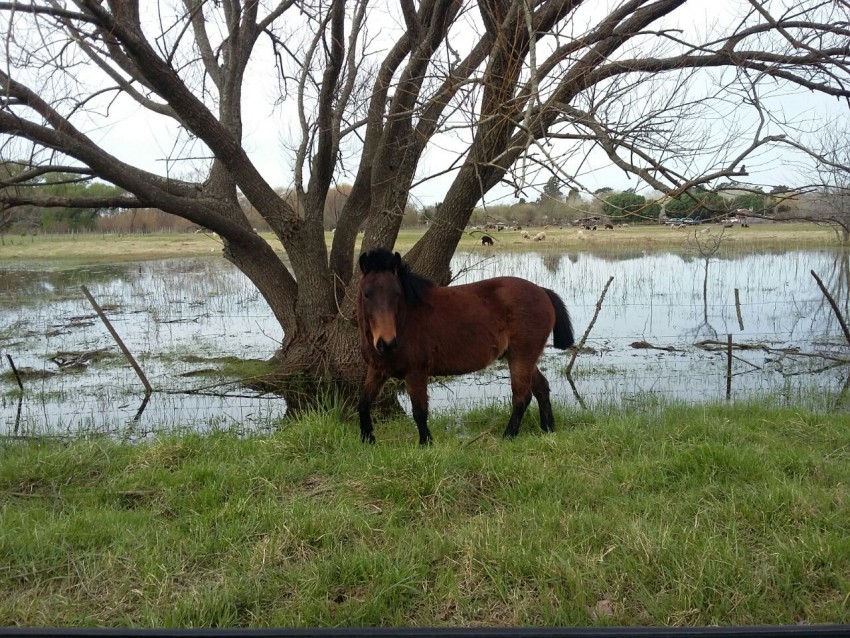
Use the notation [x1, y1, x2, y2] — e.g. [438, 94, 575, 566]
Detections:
[392, 252, 402, 273]
[358, 252, 370, 274]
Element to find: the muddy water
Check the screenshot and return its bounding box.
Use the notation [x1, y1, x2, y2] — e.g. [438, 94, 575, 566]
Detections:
[1, 249, 848, 438]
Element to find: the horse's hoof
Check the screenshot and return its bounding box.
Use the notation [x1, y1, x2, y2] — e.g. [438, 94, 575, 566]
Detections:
[419, 437, 433, 447]
[361, 433, 376, 444]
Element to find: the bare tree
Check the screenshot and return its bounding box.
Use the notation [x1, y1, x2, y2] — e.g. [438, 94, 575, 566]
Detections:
[0, 160, 37, 234]
[805, 125, 850, 244]
[688, 226, 726, 331]
[0, 0, 848, 405]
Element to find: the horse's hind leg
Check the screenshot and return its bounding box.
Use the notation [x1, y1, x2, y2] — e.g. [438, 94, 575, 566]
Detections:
[532, 367, 555, 433]
[405, 371, 432, 446]
[503, 363, 533, 439]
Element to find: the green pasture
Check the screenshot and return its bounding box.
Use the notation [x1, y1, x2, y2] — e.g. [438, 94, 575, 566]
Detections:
[2, 402, 848, 627]
[0, 222, 840, 264]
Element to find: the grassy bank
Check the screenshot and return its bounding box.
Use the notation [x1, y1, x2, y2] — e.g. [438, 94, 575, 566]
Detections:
[0, 222, 841, 264]
[2, 402, 848, 627]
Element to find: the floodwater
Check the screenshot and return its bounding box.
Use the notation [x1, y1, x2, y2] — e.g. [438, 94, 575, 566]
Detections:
[1, 248, 848, 439]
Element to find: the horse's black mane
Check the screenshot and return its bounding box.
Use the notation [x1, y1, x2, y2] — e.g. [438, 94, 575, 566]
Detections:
[359, 248, 435, 306]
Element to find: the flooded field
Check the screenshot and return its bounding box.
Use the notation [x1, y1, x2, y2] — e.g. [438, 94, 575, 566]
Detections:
[2, 248, 849, 439]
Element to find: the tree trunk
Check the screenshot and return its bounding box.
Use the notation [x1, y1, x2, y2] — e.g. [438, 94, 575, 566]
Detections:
[270, 314, 402, 418]
[269, 315, 364, 414]
[223, 235, 379, 416]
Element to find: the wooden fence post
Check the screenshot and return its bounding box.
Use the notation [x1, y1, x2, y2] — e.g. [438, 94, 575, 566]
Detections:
[726, 334, 733, 400]
[81, 285, 152, 395]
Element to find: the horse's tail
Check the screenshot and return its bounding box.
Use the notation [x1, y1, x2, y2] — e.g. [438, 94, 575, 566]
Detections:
[545, 288, 574, 350]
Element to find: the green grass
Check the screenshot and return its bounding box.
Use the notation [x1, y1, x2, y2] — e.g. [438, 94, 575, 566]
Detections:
[1, 402, 849, 627]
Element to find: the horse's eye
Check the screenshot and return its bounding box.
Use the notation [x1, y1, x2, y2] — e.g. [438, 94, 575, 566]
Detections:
[363, 291, 371, 300]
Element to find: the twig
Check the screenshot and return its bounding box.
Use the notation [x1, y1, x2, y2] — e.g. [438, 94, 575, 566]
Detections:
[767, 351, 850, 363]
[811, 270, 850, 347]
[696, 340, 848, 362]
[462, 429, 492, 447]
[565, 275, 614, 376]
[695, 339, 766, 351]
[163, 372, 285, 395]
[629, 340, 679, 352]
[782, 360, 850, 377]
[731, 354, 762, 370]
[165, 379, 244, 394]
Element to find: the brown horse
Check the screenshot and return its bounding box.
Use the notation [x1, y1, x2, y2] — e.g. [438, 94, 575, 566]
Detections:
[357, 249, 574, 445]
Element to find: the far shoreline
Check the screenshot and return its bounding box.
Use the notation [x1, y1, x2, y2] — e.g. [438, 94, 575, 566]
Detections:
[0, 221, 843, 265]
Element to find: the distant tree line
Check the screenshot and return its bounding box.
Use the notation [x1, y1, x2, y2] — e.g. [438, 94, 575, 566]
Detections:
[0, 162, 838, 237]
[0, 164, 127, 234]
[1, 167, 418, 235]
[459, 179, 820, 228]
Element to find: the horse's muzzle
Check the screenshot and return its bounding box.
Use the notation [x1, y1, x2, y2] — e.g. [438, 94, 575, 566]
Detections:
[375, 336, 398, 356]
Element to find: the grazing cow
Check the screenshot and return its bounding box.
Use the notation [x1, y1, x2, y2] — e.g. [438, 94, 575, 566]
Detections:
[533, 232, 546, 241]
[481, 235, 494, 246]
[521, 230, 530, 239]
[605, 223, 614, 230]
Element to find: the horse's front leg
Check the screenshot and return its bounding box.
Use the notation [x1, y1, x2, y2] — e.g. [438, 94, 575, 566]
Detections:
[405, 372, 432, 446]
[358, 365, 387, 444]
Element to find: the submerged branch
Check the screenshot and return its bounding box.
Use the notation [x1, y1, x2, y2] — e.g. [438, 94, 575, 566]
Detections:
[565, 275, 614, 377]
[811, 269, 850, 347]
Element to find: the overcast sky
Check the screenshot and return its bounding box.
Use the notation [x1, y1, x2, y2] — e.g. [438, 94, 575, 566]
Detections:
[76, 0, 850, 207]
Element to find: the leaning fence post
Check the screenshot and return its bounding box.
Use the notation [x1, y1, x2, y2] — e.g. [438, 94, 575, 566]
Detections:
[81, 285, 152, 395]
[726, 334, 733, 400]
[565, 275, 614, 377]
[734, 288, 744, 331]
[811, 270, 850, 347]
[5, 354, 24, 391]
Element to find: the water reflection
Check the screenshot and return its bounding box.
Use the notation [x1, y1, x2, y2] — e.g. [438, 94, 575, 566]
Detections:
[1, 249, 848, 439]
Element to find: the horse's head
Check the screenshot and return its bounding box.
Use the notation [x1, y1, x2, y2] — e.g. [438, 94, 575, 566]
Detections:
[358, 249, 405, 357]
[357, 249, 436, 358]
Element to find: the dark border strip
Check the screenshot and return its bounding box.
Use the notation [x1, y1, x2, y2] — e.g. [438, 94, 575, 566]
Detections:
[1, 626, 848, 638]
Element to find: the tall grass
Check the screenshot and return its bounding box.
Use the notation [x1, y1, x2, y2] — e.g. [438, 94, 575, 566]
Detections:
[2, 402, 848, 628]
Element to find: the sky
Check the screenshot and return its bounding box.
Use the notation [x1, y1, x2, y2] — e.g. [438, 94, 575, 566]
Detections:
[20, 0, 850, 207]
